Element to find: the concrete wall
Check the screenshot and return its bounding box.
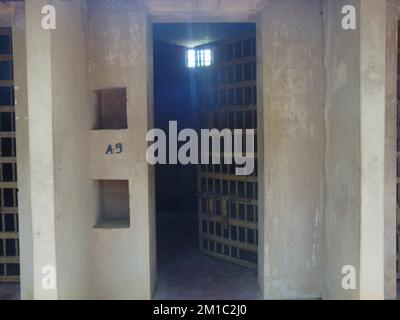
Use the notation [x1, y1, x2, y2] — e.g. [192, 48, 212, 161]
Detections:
[19, 0, 157, 300]
[145, 0, 266, 22]
[86, 0, 327, 300]
[87, 0, 156, 299]
[258, 0, 324, 299]
[322, 0, 361, 300]
[323, 0, 392, 300]
[384, 0, 399, 300]
[12, 3, 33, 300]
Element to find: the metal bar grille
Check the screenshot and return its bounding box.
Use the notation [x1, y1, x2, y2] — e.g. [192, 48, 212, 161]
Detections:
[197, 34, 258, 268]
[0, 27, 19, 283]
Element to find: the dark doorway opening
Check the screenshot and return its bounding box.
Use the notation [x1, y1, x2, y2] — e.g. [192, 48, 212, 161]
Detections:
[152, 23, 261, 299]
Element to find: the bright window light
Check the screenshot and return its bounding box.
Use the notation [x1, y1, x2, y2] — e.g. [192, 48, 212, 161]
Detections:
[203, 49, 212, 66]
[186, 48, 212, 68]
[187, 49, 196, 68]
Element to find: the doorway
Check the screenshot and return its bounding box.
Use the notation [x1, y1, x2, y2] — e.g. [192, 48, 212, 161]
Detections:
[151, 23, 261, 299]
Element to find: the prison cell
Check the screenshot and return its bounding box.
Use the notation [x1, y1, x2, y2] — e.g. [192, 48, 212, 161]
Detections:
[0, 28, 19, 283]
[197, 34, 258, 268]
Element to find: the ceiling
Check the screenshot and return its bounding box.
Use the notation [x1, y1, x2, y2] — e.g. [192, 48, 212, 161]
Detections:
[153, 23, 256, 48]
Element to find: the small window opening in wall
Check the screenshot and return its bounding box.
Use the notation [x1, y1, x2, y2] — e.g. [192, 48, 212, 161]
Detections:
[94, 88, 127, 130]
[95, 180, 130, 229]
[186, 48, 212, 68]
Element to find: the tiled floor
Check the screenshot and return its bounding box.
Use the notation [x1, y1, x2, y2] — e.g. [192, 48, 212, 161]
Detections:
[152, 219, 261, 300]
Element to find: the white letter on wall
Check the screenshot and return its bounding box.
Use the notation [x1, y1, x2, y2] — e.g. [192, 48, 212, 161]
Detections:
[41, 5, 56, 30]
[41, 265, 57, 290]
[341, 265, 357, 290]
[341, 5, 356, 30]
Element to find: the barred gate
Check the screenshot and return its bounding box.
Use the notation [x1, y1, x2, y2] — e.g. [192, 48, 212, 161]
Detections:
[0, 28, 19, 283]
[196, 33, 258, 268]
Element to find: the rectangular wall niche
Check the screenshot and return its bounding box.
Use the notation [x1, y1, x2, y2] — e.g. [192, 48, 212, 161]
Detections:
[96, 180, 130, 228]
[95, 88, 127, 130]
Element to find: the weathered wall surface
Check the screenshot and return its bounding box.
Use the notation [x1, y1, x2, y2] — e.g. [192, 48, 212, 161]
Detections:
[144, 0, 265, 22]
[384, 0, 399, 300]
[12, 3, 33, 300]
[87, 0, 156, 299]
[323, 0, 390, 300]
[322, 0, 361, 300]
[258, 0, 324, 299]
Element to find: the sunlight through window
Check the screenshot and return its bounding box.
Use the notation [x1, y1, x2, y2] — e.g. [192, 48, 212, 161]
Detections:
[186, 48, 212, 68]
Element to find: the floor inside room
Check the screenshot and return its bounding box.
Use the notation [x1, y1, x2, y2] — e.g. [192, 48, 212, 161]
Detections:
[153, 216, 261, 300]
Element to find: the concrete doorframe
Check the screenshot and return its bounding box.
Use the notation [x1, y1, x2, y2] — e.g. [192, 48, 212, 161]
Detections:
[146, 15, 265, 299]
